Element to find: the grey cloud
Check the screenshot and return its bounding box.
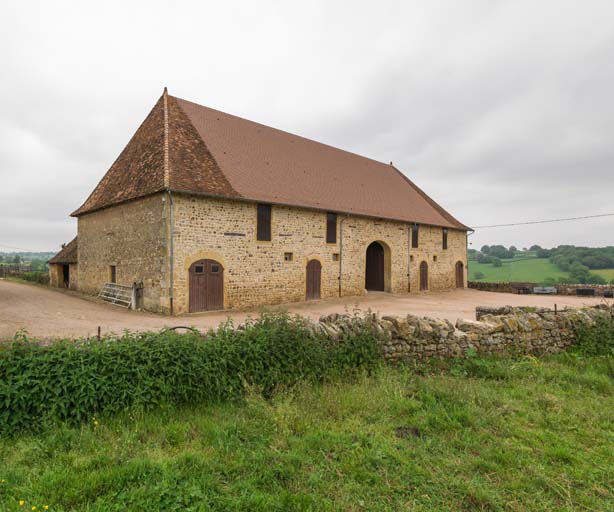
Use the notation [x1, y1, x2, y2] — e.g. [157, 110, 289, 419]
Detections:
[0, 0, 613, 251]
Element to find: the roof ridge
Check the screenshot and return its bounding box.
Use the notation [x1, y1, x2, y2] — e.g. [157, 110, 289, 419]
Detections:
[171, 95, 395, 171]
[163, 87, 170, 189]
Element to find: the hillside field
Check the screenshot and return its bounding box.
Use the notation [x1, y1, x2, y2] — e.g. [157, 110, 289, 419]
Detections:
[469, 252, 614, 283]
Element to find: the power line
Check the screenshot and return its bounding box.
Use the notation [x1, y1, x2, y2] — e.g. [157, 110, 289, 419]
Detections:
[0, 243, 49, 252]
[473, 213, 614, 229]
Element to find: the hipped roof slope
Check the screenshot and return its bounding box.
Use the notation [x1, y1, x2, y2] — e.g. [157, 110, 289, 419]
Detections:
[49, 237, 78, 264]
[72, 90, 468, 230]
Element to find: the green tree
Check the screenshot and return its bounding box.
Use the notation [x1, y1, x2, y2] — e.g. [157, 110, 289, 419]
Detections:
[491, 257, 502, 267]
[12, 255, 21, 264]
[481, 245, 491, 254]
[473, 271, 485, 280]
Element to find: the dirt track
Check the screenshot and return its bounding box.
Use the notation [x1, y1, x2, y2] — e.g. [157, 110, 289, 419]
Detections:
[0, 279, 608, 340]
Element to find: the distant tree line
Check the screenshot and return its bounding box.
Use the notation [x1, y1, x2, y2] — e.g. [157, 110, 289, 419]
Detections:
[535, 245, 614, 285]
[0, 252, 53, 271]
[470, 244, 614, 285]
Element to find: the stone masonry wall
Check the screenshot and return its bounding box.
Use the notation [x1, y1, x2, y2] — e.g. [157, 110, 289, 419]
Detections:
[171, 194, 468, 313]
[77, 193, 169, 313]
[316, 305, 613, 361]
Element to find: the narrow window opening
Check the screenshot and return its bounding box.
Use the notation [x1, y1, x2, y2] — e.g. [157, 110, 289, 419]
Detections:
[410, 255, 414, 262]
[442, 228, 448, 250]
[411, 223, 419, 248]
[433, 255, 438, 262]
[326, 213, 337, 243]
[109, 265, 117, 284]
[257, 204, 272, 241]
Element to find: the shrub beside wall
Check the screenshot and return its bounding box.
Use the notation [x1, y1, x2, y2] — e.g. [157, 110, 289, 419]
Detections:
[0, 313, 381, 436]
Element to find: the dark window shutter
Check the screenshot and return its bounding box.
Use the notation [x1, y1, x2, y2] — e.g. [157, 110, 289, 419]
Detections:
[257, 204, 271, 241]
[326, 213, 337, 243]
[443, 228, 448, 250]
[411, 224, 419, 248]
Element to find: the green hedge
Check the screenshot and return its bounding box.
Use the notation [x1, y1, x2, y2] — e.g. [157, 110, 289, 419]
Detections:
[18, 271, 49, 284]
[0, 313, 381, 436]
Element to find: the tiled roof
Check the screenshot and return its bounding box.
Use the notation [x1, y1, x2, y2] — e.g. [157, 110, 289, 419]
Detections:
[72, 90, 469, 230]
[49, 237, 78, 264]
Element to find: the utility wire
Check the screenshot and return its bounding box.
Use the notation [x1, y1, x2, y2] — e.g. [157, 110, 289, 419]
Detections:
[0, 243, 49, 252]
[473, 213, 614, 229]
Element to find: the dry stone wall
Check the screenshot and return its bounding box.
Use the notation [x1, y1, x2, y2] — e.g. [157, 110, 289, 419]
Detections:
[315, 305, 613, 361]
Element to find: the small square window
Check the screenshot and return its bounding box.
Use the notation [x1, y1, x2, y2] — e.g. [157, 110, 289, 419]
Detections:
[195, 265, 204, 273]
[332, 253, 340, 261]
[433, 255, 438, 262]
[410, 255, 414, 262]
[211, 264, 220, 273]
[284, 252, 293, 262]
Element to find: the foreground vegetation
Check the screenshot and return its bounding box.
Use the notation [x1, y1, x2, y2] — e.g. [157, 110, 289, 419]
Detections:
[1, 315, 612, 510]
[1, 352, 612, 511]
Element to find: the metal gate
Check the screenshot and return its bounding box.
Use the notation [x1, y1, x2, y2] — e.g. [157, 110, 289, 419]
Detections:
[189, 259, 224, 312]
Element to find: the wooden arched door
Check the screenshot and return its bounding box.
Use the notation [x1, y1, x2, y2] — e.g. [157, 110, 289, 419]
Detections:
[306, 259, 321, 300]
[455, 261, 464, 288]
[419, 261, 428, 291]
[365, 242, 385, 291]
[189, 259, 224, 312]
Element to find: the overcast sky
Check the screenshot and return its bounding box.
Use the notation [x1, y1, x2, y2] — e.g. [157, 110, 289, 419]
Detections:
[1, 0, 613, 253]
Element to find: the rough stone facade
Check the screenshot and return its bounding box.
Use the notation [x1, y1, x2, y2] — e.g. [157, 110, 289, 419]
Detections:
[72, 193, 466, 315]
[170, 194, 467, 314]
[49, 263, 78, 290]
[76, 193, 169, 313]
[317, 305, 613, 361]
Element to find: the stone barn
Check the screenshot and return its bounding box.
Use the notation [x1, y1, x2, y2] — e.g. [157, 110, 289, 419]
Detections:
[59, 88, 470, 314]
[48, 237, 78, 289]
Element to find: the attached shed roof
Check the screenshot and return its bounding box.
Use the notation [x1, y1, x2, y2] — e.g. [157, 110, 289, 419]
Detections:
[72, 90, 469, 230]
[49, 237, 78, 264]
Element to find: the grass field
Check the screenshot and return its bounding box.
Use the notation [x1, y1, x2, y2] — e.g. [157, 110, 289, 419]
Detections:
[468, 251, 614, 283]
[468, 254, 571, 283]
[1, 355, 613, 511]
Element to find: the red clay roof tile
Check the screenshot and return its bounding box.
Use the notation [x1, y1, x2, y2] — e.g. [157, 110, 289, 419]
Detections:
[72, 91, 468, 230]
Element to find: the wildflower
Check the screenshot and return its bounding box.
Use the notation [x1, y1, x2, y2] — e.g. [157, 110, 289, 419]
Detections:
[32, 507, 37, 511]
[44, 506, 49, 510]
[19, 500, 25, 506]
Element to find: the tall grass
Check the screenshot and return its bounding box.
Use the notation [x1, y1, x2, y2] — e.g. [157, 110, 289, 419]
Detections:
[0, 312, 381, 436]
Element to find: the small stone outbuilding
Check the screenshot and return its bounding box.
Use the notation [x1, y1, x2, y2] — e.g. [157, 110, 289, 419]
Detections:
[60, 89, 470, 315]
[48, 237, 78, 289]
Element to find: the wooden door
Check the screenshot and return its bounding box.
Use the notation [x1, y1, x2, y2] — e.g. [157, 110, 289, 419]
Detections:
[306, 259, 321, 300]
[365, 242, 384, 291]
[419, 261, 428, 291]
[455, 261, 464, 288]
[189, 259, 224, 312]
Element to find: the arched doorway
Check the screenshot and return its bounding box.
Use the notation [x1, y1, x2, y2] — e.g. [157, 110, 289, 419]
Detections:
[419, 261, 428, 291]
[455, 261, 464, 288]
[306, 259, 322, 300]
[189, 259, 224, 312]
[365, 241, 385, 291]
